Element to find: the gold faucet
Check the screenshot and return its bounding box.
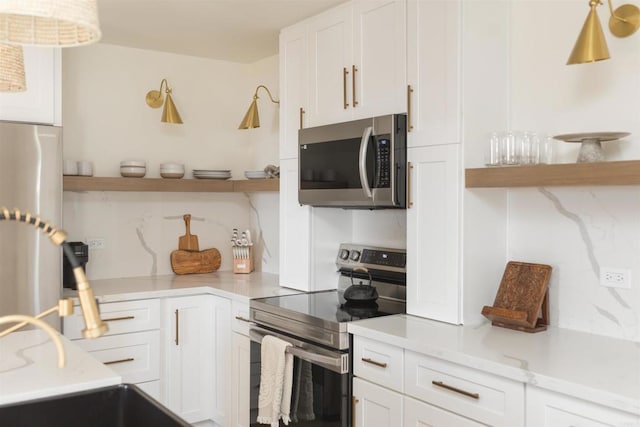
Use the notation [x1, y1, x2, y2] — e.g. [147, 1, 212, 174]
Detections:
[0, 207, 108, 367]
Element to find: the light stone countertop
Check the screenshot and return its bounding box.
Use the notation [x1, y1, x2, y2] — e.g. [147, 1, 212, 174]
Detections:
[0, 330, 121, 405]
[348, 314, 640, 416]
[63, 271, 301, 304]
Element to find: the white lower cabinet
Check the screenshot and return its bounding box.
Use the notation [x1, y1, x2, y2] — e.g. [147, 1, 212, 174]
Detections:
[352, 335, 525, 427]
[229, 301, 251, 427]
[405, 395, 483, 427]
[63, 298, 162, 395]
[527, 386, 640, 427]
[162, 294, 230, 426]
[353, 377, 403, 427]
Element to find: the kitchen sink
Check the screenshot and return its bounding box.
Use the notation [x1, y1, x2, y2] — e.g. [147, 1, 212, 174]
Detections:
[0, 383, 190, 427]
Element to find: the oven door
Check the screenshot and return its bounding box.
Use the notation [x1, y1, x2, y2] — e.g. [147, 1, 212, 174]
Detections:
[249, 325, 351, 427]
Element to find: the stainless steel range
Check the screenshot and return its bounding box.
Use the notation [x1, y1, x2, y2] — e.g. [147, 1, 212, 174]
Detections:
[249, 243, 406, 427]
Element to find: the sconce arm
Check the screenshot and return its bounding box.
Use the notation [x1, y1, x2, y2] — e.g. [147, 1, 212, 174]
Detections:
[607, 0, 629, 22]
[254, 85, 280, 104]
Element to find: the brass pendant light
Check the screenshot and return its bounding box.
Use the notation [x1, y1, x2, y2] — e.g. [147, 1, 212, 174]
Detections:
[568, 0, 640, 65]
[238, 85, 279, 129]
[145, 79, 183, 124]
[567, 0, 611, 64]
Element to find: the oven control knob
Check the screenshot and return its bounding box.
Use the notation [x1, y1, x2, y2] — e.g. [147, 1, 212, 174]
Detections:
[339, 249, 350, 260]
[350, 250, 361, 261]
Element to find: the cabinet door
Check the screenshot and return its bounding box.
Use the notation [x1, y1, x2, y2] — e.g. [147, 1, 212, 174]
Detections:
[352, 0, 407, 119]
[407, 0, 461, 147]
[163, 295, 230, 425]
[406, 144, 461, 324]
[279, 158, 312, 290]
[0, 46, 60, 125]
[353, 377, 403, 427]
[527, 386, 640, 427]
[280, 24, 308, 160]
[307, 3, 353, 127]
[405, 396, 484, 427]
[230, 332, 250, 427]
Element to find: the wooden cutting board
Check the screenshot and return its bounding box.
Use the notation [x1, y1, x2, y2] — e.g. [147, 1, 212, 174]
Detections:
[178, 214, 199, 251]
[170, 248, 221, 275]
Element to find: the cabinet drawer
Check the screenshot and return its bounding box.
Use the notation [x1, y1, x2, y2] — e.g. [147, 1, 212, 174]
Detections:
[353, 336, 404, 392]
[74, 330, 160, 384]
[405, 351, 524, 427]
[64, 299, 160, 339]
[232, 300, 251, 335]
[527, 386, 640, 427]
[353, 377, 403, 427]
[405, 395, 484, 427]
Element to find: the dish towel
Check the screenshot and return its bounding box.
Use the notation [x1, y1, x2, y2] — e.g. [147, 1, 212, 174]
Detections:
[257, 335, 294, 426]
[291, 359, 315, 422]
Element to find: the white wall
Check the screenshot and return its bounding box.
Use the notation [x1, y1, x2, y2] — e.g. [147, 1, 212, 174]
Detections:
[62, 44, 279, 278]
[463, 1, 640, 342]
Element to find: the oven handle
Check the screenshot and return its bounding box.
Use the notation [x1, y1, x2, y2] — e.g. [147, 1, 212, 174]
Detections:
[359, 126, 373, 199]
[249, 326, 348, 374]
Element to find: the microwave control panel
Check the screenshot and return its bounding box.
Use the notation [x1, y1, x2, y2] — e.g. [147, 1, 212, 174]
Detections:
[374, 136, 391, 188]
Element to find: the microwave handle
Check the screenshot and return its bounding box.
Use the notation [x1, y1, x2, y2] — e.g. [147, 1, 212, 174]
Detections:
[359, 126, 373, 199]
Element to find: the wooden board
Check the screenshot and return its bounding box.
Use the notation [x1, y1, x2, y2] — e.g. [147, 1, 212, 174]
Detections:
[178, 214, 199, 251]
[482, 261, 551, 332]
[170, 248, 221, 275]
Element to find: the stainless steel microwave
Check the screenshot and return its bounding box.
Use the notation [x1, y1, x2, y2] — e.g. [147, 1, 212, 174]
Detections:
[298, 114, 407, 209]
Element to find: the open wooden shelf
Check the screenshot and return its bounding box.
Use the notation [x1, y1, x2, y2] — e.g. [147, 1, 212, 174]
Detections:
[465, 160, 640, 188]
[63, 176, 279, 193]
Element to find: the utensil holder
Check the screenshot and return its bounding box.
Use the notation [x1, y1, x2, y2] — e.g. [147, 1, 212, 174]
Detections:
[233, 246, 254, 274]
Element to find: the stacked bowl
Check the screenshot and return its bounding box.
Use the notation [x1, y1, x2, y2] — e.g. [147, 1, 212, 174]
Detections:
[160, 163, 185, 179]
[120, 160, 146, 178]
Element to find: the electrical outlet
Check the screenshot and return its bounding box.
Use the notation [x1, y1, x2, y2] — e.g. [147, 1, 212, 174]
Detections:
[87, 238, 105, 250]
[600, 267, 631, 289]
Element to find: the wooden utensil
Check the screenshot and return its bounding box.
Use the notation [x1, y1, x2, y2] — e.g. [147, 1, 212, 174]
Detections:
[178, 214, 199, 251]
[170, 248, 221, 275]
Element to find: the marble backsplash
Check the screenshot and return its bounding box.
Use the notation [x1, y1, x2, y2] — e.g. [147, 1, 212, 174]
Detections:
[63, 191, 279, 279]
[507, 186, 640, 342]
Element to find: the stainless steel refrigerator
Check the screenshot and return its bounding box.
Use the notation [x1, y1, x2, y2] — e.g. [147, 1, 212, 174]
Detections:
[0, 121, 62, 330]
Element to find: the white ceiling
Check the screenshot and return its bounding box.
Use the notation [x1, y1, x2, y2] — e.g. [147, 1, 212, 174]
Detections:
[97, 0, 347, 63]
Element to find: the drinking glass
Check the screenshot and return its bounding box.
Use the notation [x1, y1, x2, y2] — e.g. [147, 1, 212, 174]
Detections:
[501, 131, 518, 165]
[485, 132, 501, 166]
[540, 135, 557, 164]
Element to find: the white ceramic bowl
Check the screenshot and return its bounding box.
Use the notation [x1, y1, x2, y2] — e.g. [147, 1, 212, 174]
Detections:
[120, 166, 146, 178]
[120, 160, 146, 167]
[160, 171, 185, 179]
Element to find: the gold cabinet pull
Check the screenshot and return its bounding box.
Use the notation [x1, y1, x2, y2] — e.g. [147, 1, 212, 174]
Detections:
[299, 107, 305, 129]
[174, 309, 179, 346]
[407, 85, 414, 132]
[343, 67, 349, 109]
[234, 315, 252, 323]
[352, 396, 359, 426]
[104, 357, 134, 366]
[432, 380, 479, 400]
[361, 357, 387, 368]
[407, 162, 414, 208]
[102, 315, 135, 322]
[352, 65, 358, 107]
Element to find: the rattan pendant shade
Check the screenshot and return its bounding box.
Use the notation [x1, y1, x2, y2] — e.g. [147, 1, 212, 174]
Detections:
[0, 44, 26, 92]
[0, 0, 101, 46]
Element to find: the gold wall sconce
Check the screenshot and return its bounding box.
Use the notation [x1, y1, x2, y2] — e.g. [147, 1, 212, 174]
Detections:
[0, 44, 26, 92]
[0, 0, 101, 46]
[238, 85, 280, 129]
[567, 0, 640, 64]
[145, 79, 183, 124]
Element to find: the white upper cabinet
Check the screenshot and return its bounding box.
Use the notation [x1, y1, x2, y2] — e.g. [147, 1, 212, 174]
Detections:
[0, 47, 61, 125]
[307, 3, 353, 127]
[407, 0, 461, 147]
[279, 25, 309, 160]
[407, 144, 462, 324]
[352, 0, 407, 119]
[306, 0, 406, 128]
